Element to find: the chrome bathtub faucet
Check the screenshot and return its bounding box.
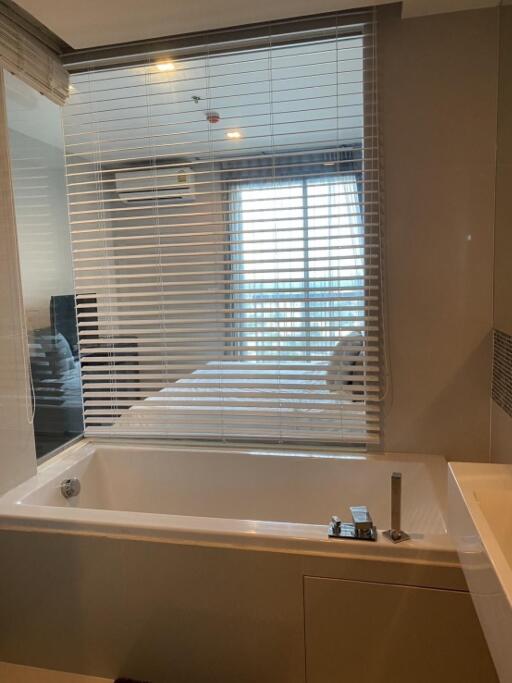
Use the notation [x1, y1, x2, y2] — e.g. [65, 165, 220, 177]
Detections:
[328, 505, 377, 542]
[383, 472, 410, 543]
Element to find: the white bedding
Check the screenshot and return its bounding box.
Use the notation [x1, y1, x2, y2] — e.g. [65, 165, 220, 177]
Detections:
[111, 361, 371, 443]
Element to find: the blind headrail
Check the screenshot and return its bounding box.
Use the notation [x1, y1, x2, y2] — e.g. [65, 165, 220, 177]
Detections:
[62, 7, 375, 72]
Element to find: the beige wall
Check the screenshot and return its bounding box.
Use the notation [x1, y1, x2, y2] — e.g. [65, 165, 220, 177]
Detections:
[380, 5, 497, 461]
[490, 5, 512, 463]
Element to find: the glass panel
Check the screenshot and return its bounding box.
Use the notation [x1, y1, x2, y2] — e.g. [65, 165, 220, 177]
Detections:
[61, 21, 378, 445]
[4, 70, 83, 459]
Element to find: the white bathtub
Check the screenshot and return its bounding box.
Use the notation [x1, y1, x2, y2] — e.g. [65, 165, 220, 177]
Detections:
[0, 440, 494, 683]
[0, 439, 453, 562]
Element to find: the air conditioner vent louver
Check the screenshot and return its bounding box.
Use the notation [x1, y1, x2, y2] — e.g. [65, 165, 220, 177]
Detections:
[114, 166, 195, 204]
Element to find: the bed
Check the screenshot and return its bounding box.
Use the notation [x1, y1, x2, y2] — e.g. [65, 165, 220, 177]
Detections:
[110, 360, 372, 443]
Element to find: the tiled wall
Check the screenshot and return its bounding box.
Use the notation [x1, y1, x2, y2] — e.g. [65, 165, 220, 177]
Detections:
[491, 327, 512, 463]
[492, 330, 512, 419]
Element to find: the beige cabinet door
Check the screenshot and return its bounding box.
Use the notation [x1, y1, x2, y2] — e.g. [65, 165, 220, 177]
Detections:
[304, 576, 498, 683]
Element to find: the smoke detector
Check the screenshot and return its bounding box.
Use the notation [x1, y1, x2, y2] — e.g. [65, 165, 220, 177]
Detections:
[206, 110, 220, 124]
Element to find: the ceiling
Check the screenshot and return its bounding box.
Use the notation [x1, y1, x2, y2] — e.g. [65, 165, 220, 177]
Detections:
[65, 35, 363, 161]
[12, 0, 504, 50]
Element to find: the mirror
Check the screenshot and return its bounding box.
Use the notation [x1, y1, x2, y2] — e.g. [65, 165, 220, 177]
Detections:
[4, 70, 83, 459]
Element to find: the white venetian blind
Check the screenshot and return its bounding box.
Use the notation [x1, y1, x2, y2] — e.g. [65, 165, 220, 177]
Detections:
[63, 9, 381, 447]
[0, 5, 68, 104]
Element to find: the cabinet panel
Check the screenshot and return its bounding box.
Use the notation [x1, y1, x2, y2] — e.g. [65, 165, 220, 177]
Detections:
[304, 576, 497, 683]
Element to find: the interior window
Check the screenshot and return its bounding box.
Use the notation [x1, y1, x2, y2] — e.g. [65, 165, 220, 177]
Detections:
[62, 16, 380, 446]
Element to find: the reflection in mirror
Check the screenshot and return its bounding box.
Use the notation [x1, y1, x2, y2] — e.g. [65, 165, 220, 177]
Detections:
[4, 70, 83, 459]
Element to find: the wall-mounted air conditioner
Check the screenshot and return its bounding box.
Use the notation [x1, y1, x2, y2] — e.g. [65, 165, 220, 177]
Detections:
[114, 166, 195, 204]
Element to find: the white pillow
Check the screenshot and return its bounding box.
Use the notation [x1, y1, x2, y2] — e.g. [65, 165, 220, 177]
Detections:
[326, 332, 364, 395]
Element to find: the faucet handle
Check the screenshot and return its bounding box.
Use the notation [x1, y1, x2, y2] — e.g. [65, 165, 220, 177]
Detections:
[328, 507, 377, 542]
[350, 505, 372, 530]
[330, 515, 342, 535]
[350, 505, 374, 538]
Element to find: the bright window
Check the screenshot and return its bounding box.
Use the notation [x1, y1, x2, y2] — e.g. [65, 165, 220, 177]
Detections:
[231, 176, 365, 357]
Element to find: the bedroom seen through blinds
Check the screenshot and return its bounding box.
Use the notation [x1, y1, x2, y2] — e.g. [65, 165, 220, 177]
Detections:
[63, 9, 381, 446]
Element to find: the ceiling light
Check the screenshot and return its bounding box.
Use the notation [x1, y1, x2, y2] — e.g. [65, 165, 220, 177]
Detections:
[156, 60, 176, 72]
[226, 130, 242, 139]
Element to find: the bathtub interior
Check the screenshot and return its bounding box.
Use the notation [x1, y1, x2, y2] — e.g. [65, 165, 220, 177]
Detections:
[17, 442, 448, 536]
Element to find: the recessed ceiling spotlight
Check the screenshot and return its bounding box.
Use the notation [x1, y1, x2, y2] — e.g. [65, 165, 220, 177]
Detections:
[226, 130, 242, 139]
[156, 60, 176, 72]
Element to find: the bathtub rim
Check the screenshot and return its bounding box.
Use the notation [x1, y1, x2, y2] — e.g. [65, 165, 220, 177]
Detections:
[0, 438, 457, 566]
